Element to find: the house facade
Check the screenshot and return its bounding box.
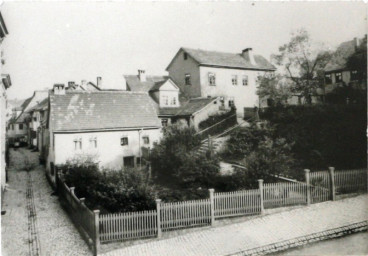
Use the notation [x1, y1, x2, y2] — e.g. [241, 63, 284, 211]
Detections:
[323, 35, 367, 103]
[166, 47, 276, 117]
[46, 85, 162, 183]
[125, 70, 227, 129]
[1, 11, 10, 195]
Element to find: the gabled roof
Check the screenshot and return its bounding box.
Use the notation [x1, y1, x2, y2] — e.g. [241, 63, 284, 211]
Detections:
[124, 75, 171, 92]
[49, 91, 161, 132]
[28, 98, 48, 112]
[324, 36, 366, 72]
[175, 97, 217, 116]
[166, 47, 276, 71]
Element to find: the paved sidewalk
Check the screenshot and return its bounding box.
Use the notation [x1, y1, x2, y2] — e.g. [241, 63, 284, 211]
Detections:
[1, 148, 91, 256]
[102, 194, 368, 256]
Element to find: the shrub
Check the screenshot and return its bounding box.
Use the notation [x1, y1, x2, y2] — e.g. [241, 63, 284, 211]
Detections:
[261, 104, 366, 170]
[60, 155, 156, 213]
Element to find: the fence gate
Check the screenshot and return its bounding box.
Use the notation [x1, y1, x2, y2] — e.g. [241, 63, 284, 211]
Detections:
[309, 171, 331, 203]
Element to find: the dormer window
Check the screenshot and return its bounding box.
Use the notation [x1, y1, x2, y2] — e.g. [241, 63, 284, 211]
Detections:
[184, 52, 188, 60]
[171, 97, 177, 106]
[185, 74, 191, 85]
[162, 96, 169, 106]
[121, 137, 128, 146]
[74, 138, 82, 150]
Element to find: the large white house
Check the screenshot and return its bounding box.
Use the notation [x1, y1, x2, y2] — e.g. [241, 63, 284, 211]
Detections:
[46, 85, 162, 182]
[166, 47, 276, 116]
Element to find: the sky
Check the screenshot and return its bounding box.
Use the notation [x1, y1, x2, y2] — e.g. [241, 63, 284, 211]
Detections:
[1, 1, 367, 100]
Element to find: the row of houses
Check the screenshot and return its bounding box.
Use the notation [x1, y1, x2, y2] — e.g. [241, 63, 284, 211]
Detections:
[6, 46, 276, 181]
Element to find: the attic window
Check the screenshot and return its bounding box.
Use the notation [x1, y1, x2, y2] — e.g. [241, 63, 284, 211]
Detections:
[121, 137, 129, 146]
[19, 124, 23, 130]
[351, 70, 359, 81]
[185, 74, 191, 85]
[184, 52, 188, 60]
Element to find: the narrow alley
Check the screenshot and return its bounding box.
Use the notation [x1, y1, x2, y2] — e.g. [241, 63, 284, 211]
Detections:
[1, 148, 91, 256]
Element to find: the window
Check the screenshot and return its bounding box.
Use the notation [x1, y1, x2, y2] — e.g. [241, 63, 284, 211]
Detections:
[19, 124, 23, 130]
[335, 72, 342, 83]
[228, 97, 235, 107]
[33, 117, 37, 122]
[242, 75, 249, 86]
[89, 137, 97, 148]
[121, 137, 128, 146]
[184, 52, 188, 60]
[325, 74, 332, 84]
[161, 119, 168, 127]
[208, 73, 216, 86]
[143, 136, 150, 145]
[162, 96, 169, 106]
[185, 74, 191, 85]
[11, 124, 14, 130]
[351, 70, 359, 81]
[171, 97, 177, 106]
[73, 138, 82, 150]
[231, 75, 238, 86]
[123, 156, 135, 168]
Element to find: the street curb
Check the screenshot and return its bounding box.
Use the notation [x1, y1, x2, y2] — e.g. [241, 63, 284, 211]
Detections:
[226, 220, 368, 256]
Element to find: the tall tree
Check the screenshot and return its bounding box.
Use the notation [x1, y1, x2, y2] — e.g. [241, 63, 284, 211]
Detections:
[273, 28, 331, 103]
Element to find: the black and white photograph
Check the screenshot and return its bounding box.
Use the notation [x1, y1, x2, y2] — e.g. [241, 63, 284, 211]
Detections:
[0, 1, 367, 255]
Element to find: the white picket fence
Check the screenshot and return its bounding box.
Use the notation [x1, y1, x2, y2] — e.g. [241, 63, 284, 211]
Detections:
[160, 199, 211, 231]
[263, 182, 308, 209]
[334, 169, 367, 194]
[214, 189, 261, 217]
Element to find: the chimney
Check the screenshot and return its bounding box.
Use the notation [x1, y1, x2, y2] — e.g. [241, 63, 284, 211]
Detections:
[138, 69, 146, 82]
[53, 84, 65, 95]
[96, 77, 102, 88]
[354, 37, 360, 51]
[242, 48, 255, 65]
[68, 81, 75, 89]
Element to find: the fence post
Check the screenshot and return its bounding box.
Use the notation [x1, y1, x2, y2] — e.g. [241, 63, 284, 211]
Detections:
[156, 199, 162, 238]
[93, 210, 100, 256]
[304, 169, 311, 206]
[209, 189, 215, 226]
[258, 179, 265, 215]
[329, 167, 336, 201]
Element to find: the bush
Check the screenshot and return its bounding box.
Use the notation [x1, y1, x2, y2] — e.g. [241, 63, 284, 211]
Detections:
[261, 104, 367, 170]
[150, 124, 220, 192]
[60, 155, 155, 213]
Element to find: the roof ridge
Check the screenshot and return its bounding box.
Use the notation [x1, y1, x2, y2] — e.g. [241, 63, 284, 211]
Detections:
[61, 90, 149, 95]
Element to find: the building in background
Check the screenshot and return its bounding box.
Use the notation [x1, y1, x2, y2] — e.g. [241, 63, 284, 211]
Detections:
[1, 11, 11, 197]
[166, 47, 276, 117]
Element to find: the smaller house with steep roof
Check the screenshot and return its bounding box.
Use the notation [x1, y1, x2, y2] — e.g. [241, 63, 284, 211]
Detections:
[46, 85, 162, 182]
[166, 47, 276, 117]
[125, 70, 226, 129]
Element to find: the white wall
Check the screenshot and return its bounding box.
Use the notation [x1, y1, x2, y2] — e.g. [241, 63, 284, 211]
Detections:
[53, 128, 162, 169]
[191, 99, 221, 130]
[199, 66, 267, 115]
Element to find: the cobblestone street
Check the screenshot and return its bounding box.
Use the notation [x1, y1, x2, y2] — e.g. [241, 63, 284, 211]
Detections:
[1, 148, 91, 256]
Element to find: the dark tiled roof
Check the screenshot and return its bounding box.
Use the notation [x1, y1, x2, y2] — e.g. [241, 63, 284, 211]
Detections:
[50, 91, 161, 132]
[124, 75, 169, 92]
[173, 48, 276, 71]
[21, 97, 32, 110]
[176, 97, 216, 116]
[158, 107, 181, 116]
[15, 112, 30, 123]
[325, 39, 356, 72]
